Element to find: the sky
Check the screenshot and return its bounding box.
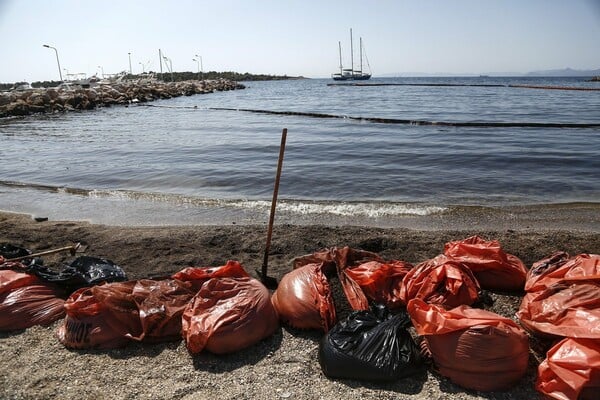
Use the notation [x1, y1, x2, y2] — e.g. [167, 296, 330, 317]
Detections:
[0, 0, 599, 82]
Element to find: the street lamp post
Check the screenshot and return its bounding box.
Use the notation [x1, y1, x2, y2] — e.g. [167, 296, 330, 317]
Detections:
[128, 52, 132, 75]
[195, 54, 203, 80]
[98, 65, 104, 79]
[139, 62, 145, 74]
[43, 44, 63, 81]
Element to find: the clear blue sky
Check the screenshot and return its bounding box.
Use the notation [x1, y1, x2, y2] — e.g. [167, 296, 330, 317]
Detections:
[1, 0, 599, 82]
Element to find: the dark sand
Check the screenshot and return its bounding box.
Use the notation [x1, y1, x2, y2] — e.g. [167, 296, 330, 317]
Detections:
[1, 211, 599, 399]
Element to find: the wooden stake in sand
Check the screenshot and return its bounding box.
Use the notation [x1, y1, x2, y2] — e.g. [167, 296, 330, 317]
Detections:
[260, 128, 287, 289]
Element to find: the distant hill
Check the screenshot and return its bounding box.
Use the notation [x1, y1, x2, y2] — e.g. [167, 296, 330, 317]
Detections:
[525, 68, 600, 77]
[380, 68, 600, 78]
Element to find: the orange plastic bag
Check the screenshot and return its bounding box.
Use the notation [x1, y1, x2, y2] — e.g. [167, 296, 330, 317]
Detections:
[182, 277, 278, 354]
[525, 253, 600, 292]
[518, 253, 600, 339]
[537, 338, 600, 400]
[1, 263, 40, 291]
[517, 280, 600, 339]
[57, 278, 196, 349]
[0, 262, 66, 331]
[0, 284, 66, 331]
[407, 299, 529, 391]
[343, 260, 413, 311]
[443, 236, 527, 291]
[292, 247, 383, 273]
[399, 255, 480, 308]
[171, 259, 250, 290]
[331, 247, 386, 311]
[524, 251, 570, 292]
[272, 263, 336, 331]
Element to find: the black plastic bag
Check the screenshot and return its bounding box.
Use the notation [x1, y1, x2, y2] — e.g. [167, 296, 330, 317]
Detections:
[319, 304, 423, 381]
[27, 256, 127, 292]
[0, 243, 43, 267]
[0, 243, 30, 260]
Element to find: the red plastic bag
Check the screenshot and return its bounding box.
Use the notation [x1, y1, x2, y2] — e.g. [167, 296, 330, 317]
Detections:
[399, 255, 480, 308]
[57, 278, 196, 349]
[0, 263, 66, 331]
[182, 277, 278, 354]
[0, 284, 66, 331]
[172, 260, 249, 290]
[525, 253, 600, 292]
[408, 298, 529, 391]
[443, 236, 527, 291]
[272, 263, 336, 331]
[1, 264, 40, 292]
[537, 338, 600, 400]
[517, 280, 600, 339]
[343, 260, 413, 311]
[332, 247, 385, 311]
[292, 247, 383, 273]
[518, 253, 600, 339]
[524, 251, 571, 292]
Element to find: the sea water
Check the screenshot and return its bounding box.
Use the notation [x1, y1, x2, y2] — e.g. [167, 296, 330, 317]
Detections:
[1, 77, 599, 227]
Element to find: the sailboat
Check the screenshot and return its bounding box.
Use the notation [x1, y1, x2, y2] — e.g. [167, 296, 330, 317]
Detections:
[332, 28, 371, 81]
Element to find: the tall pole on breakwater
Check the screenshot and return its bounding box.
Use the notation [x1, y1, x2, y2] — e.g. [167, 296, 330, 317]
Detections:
[158, 49, 163, 80]
[128, 52, 132, 75]
[195, 54, 203, 80]
[43, 44, 63, 81]
[193, 58, 200, 80]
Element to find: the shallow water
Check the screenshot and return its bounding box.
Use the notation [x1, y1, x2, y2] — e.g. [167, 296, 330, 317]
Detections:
[1, 77, 599, 226]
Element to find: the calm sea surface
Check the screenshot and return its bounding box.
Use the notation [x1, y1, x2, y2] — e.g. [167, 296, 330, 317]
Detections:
[1, 77, 599, 226]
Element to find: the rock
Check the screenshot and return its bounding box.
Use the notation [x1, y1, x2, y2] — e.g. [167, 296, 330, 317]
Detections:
[0, 79, 244, 118]
[6, 99, 30, 116]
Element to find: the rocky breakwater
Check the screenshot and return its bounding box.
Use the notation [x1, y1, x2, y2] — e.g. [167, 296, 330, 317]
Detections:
[0, 79, 245, 118]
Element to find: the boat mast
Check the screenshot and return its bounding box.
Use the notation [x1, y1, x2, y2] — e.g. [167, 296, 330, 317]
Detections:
[350, 28, 354, 76]
[338, 41, 343, 75]
[359, 37, 363, 74]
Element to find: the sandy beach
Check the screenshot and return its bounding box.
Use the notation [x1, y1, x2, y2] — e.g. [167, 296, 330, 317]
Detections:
[1, 210, 599, 399]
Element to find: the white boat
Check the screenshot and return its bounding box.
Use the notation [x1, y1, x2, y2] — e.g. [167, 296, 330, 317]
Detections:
[332, 29, 371, 81]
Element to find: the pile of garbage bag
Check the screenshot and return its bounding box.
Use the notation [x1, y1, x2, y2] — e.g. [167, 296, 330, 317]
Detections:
[517, 252, 600, 398]
[3, 236, 600, 397]
[59, 260, 279, 352]
[0, 244, 126, 331]
[275, 236, 534, 388]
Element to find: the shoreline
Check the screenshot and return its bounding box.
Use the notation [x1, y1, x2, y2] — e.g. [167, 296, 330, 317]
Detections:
[1, 211, 600, 399]
[0, 192, 599, 232]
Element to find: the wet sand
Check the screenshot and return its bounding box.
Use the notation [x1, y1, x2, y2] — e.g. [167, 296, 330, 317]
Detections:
[1, 210, 599, 399]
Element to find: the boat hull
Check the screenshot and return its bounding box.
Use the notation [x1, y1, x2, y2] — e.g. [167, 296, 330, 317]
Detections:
[331, 73, 371, 81]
